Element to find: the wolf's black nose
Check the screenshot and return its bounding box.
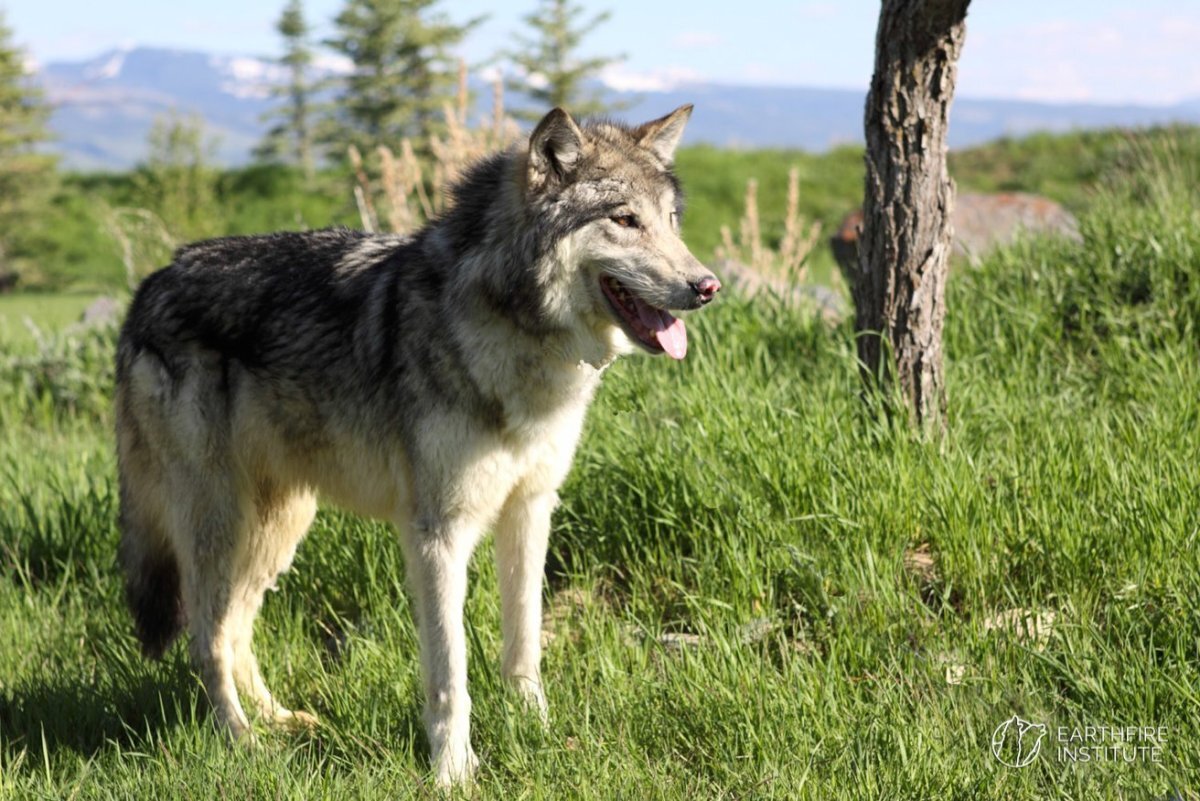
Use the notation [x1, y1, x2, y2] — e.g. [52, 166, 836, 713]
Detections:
[693, 276, 721, 304]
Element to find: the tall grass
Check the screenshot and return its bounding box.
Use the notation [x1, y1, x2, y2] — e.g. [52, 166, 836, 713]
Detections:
[714, 168, 824, 285]
[0, 317, 116, 429]
[349, 64, 519, 236]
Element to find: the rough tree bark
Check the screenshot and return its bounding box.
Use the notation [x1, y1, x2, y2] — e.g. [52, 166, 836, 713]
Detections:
[852, 0, 971, 434]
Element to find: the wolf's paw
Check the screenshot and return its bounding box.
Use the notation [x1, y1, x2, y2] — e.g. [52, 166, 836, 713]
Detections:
[506, 674, 548, 726]
[283, 709, 321, 731]
[267, 708, 321, 732]
[432, 740, 478, 788]
[518, 680, 549, 726]
[217, 708, 257, 746]
[230, 724, 260, 749]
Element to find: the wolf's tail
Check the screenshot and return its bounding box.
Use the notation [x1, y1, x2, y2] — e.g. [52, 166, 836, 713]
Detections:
[115, 335, 186, 659]
[118, 511, 185, 659]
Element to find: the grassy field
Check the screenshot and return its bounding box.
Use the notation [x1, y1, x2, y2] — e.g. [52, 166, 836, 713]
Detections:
[1, 134, 1198, 798]
[0, 293, 102, 349]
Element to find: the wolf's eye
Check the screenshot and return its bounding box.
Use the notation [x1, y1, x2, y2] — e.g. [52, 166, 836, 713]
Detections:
[611, 214, 639, 229]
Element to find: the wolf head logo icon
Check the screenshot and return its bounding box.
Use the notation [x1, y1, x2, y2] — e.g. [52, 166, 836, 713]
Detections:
[991, 715, 1047, 767]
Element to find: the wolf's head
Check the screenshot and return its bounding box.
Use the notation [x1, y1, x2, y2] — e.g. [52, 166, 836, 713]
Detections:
[521, 105, 720, 360]
[1016, 718, 1048, 753]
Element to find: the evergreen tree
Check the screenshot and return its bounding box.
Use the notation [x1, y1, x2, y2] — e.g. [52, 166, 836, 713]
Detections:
[135, 112, 220, 241]
[0, 11, 56, 283]
[505, 0, 625, 121]
[257, 0, 315, 179]
[324, 0, 483, 154]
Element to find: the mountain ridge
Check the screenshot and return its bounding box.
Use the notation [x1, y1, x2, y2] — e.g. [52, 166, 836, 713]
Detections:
[38, 46, 1200, 171]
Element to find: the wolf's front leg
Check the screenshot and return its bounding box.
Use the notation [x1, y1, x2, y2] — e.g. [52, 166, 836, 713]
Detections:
[493, 490, 555, 721]
[401, 517, 481, 787]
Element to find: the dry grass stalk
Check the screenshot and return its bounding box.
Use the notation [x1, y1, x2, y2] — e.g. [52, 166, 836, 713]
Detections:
[350, 61, 521, 236]
[102, 206, 177, 289]
[742, 179, 763, 269]
[347, 145, 378, 233]
[492, 74, 505, 139]
[716, 167, 822, 284]
[779, 168, 823, 278]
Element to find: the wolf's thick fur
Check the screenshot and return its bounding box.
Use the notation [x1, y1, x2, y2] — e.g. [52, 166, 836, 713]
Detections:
[115, 105, 717, 785]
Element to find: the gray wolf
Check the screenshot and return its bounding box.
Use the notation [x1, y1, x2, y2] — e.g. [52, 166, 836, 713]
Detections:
[114, 105, 719, 786]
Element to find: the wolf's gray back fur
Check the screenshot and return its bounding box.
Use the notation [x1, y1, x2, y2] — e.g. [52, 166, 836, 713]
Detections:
[115, 105, 718, 786]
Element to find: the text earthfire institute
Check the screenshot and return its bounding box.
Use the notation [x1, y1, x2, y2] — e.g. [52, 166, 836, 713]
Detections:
[1056, 726, 1168, 763]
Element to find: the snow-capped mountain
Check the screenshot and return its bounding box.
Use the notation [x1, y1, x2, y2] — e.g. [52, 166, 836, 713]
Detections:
[36, 46, 1200, 171]
[39, 47, 348, 170]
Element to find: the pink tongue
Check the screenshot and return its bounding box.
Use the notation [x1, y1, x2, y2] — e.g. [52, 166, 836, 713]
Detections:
[635, 301, 688, 360]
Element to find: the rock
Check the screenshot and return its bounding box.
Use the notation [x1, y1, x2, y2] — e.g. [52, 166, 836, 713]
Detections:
[79, 296, 122, 329]
[953, 192, 1081, 256]
[831, 192, 1082, 286]
[902, 542, 938, 584]
[736, 616, 778, 644]
[796, 284, 846, 323]
[983, 607, 1058, 651]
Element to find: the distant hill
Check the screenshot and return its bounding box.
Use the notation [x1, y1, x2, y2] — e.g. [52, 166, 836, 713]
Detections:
[37, 46, 1200, 171]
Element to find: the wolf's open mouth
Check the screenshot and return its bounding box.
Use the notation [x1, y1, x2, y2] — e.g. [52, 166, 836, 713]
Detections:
[599, 275, 687, 359]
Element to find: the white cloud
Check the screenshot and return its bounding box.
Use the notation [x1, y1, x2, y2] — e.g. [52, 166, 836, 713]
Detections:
[671, 31, 721, 49]
[312, 53, 354, 75]
[503, 63, 549, 90]
[960, 13, 1200, 105]
[477, 64, 503, 84]
[796, 2, 838, 19]
[600, 64, 703, 93]
[739, 62, 790, 85]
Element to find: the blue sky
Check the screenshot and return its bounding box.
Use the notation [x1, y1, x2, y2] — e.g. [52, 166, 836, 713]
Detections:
[5, 0, 1199, 105]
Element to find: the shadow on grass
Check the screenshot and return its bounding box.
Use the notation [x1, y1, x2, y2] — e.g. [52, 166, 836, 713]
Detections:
[0, 656, 198, 758]
[0, 477, 118, 592]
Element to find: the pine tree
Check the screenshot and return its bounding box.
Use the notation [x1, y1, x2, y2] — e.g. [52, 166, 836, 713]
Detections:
[505, 0, 625, 121]
[257, 0, 315, 179]
[0, 11, 56, 284]
[136, 112, 220, 241]
[324, 0, 483, 155]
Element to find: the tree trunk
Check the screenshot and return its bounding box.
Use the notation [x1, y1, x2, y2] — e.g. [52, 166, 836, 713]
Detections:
[853, 0, 970, 434]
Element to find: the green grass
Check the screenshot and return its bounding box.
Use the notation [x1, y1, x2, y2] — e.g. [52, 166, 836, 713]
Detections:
[0, 293, 100, 348]
[1, 136, 1198, 798]
[947, 123, 1200, 212]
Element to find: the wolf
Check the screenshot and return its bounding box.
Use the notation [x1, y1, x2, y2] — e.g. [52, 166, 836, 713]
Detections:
[114, 104, 719, 785]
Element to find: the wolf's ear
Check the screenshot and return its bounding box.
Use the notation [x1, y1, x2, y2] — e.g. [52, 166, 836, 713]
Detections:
[634, 104, 693, 166]
[528, 107, 585, 190]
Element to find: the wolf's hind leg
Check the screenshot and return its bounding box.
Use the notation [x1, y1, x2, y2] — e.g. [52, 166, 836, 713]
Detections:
[231, 489, 319, 730]
[493, 490, 555, 721]
[169, 472, 256, 740]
